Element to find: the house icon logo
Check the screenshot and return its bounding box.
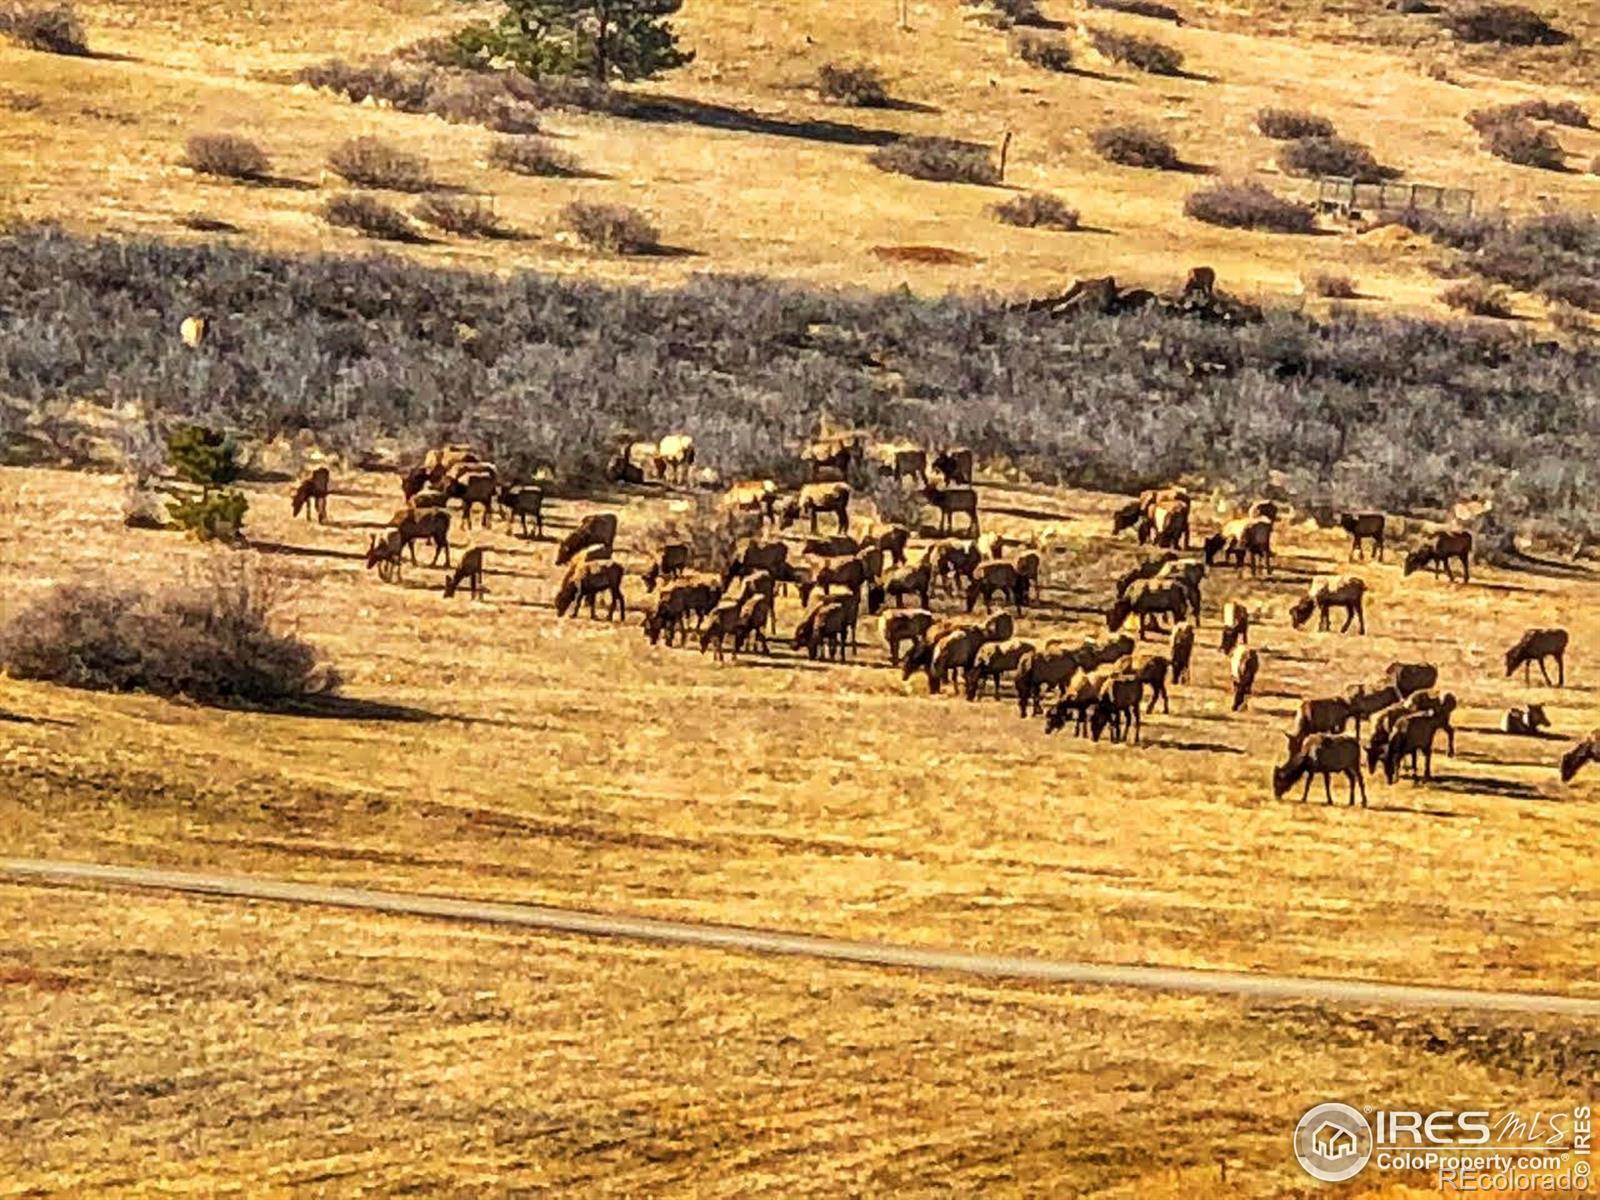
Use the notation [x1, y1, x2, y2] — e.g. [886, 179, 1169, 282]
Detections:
[1294, 1102, 1374, 1183]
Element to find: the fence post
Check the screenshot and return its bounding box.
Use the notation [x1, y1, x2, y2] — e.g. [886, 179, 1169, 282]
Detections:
[998, 130, 1012, 182]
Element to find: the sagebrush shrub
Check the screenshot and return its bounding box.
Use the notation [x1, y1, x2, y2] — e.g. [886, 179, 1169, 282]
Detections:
[563, 202, 658, 253]
[327, 136, 435, 192]
[1014, 31, 1073, 71]
[1257, 108, 1336, 140]
[5, 223, 1600, 536]
[817, 62, 889, 106]
[1442, 3, 1567, 45]
[1091, 124, 1180, 169]
[1441, 280, 1514, 318]
[1467, 99, 1589, 130]
[413, 195, 506, 238]
[298, 57, 552, 130]
[1088, 27, 1184, 74]
[0, 3, 87, 54]
[488, 136, 578, 176]
[642, 496, 761, 573]
[869, 136, 999, 185]
[0, 562, 334, 704]
[323, 193, 419, 241]
[183, 134, 271, 181]
[1310, 272, 1359, 299]
[1541, 275, 1600, 312]
[1277, 135, 1393, 181]
[1185, 182, 1317, 233]
[1480, 118, 1565, 169]
[1088, 0, 1182, 22]
[963, 0, 1046, 28]
[993, 192, 1079, 230]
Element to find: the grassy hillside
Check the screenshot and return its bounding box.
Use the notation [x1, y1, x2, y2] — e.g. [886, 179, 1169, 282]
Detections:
[1, 0, 1595, 316]
[5, 458, 1600, 1191]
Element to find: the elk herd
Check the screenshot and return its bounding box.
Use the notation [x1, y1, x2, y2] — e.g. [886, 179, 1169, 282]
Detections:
[281, 432, 1594, 800]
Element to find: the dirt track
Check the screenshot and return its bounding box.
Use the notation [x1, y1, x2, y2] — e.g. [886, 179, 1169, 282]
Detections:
[7, 857, 1599, 1017]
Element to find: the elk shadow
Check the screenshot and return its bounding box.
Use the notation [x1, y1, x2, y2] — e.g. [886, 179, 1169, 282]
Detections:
[1147, 737, 1245, 754]
[1425, 773, 1550, 802]
[249, 540, 368, 562]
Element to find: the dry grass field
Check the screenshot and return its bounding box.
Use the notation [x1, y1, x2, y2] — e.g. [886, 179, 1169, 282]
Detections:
[0, 0, 1595, 314]
[3, 0, 1599, 1191]
[3, 883, 1594, 1196]
[4, 464, 1600, 997]
[2, 458, 1598, 1195]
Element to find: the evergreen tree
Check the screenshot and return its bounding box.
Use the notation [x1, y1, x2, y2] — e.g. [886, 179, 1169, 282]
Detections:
[456, 0, 693, 83]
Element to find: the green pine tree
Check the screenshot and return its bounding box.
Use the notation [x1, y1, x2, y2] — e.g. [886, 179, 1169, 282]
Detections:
[456, 0, 693, 83]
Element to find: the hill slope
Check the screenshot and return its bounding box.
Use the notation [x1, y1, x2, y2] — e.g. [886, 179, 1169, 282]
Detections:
[2, 0, 1595, 316]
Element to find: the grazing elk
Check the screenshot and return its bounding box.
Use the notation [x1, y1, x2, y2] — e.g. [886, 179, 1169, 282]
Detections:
[642, 544, 690, 591]
[651, 434, 696, 486]
[443, 546, 487, 600]
[1225, 517, 1274, 576]
[365, 528, 406, 583]
[1505, 628, 1568, 687]
[1559, 733, 1600, 783]
[290, 467, 331, 524]
[555, 559, 626, 621]
[1168, 622, 1195, 685]
[1288, 575, 1366, 635]
[1340, 512, 1385, 561]
[385, 505, 451, 567]
[1385, 661, 1438, 698]
[1230, 645, 1259, 711]
[965, 638, 1037, 702]
[881, 608, 937, 666]
[643, 577, 721, 646]
[966, 560, 1027, 614]
[446, 463, 498, 529]
[923, 483, 980, 537]
[1403, 529, 1473, 584]
[499, 484, 545, 539]
[555, 513, 619, 565]
[784, 483, 850, 534]
[931, 447, 973, 486]
[876, 443, 927, 485]
[1273, 734, 1367, 807]
[1088, 672, 1145, 745]
[801, 436, 857, 480]
[1108, 579, 1188, 639]
[1219, 602, 1249, 654]
[872, 561, 933, 611]
[793, 598, 853, 662]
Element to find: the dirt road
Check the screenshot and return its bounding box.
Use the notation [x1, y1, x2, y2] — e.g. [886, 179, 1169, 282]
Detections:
[6, 856, 1598, 1016]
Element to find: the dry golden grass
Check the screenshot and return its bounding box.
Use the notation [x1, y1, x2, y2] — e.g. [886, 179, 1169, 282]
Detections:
[1, 0, 1595, 315]
[2, 884, 1591, 1196]
[3, 462, 1598, 1005]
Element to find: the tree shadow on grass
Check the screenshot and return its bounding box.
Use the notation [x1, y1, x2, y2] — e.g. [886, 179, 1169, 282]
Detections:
[268, 695, 445, 723]
[622, 93, 902, 147]
[0, 710, 74, 727]
[1500, 551, 1596, 580]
